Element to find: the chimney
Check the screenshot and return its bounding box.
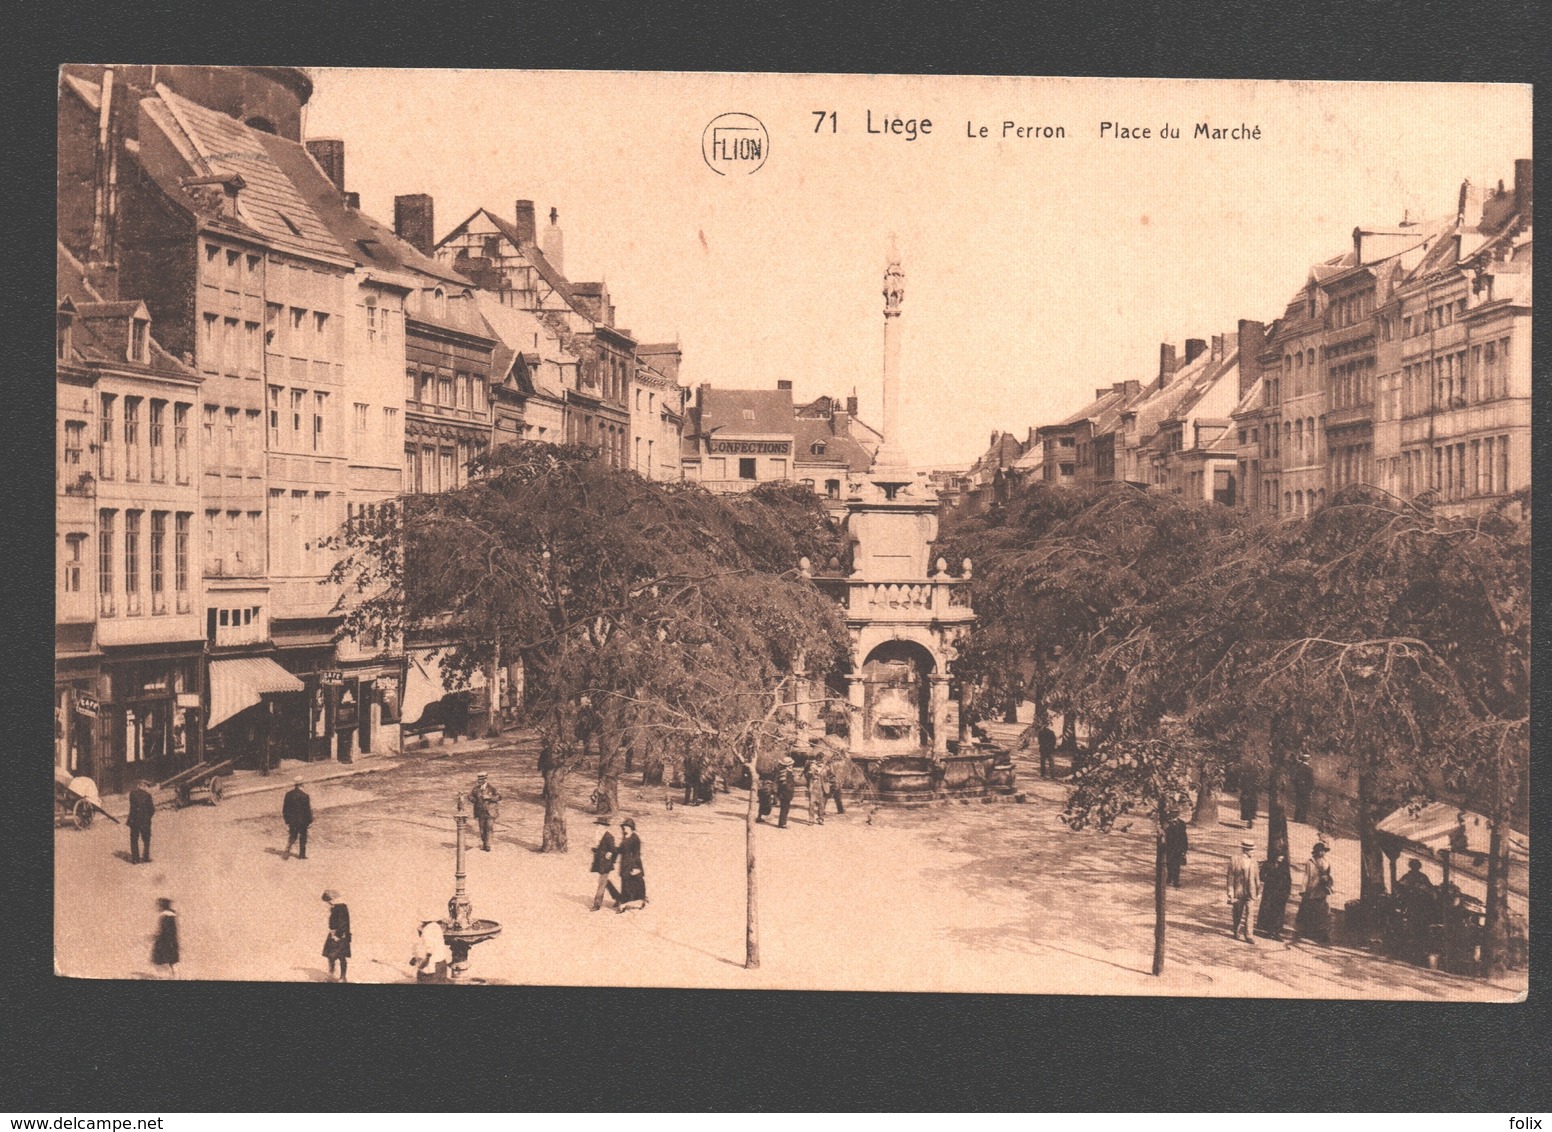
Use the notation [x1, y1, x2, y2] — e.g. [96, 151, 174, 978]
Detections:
[514, 200, 537, 245]
[1121, 379, 1141, 401]
[846, 393, 859, 417]
[1184, 338, 1207, 365]
[834, 406, 851, 436]
[1514, 158, 1533, 222]
[394, 194, 435, 257]
[1211, 334, 1225, 361]
[1236, 319, 1266, 399]
[305, 138, 346, 195]
[343, 191, 360, 209]
[544, 207, 564, 273]
[1158, 342, 1178, 388]
[776, 379, 793, 391]
[1095, 389, 1110, 401]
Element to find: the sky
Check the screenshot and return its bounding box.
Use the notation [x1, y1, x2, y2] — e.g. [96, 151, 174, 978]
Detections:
[304, 71, 1531, 468]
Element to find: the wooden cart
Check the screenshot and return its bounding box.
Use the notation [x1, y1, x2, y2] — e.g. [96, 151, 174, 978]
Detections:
[54, 769, 119, 830]
[157, 758, 236, 809]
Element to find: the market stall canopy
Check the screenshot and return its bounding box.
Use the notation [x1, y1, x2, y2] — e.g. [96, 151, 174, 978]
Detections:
[403, 650, 486, 727]
[208, 657, 305, 729]
[1377, 802, 1528, 868]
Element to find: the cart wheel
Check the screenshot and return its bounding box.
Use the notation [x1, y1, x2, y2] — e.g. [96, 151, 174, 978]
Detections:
[209, 776, 224, 805]
[74, 799, 94, 830]
[174, 786, 190, 809]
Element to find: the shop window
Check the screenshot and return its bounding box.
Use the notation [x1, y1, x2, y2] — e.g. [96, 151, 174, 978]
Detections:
[738, 457, 757, 480]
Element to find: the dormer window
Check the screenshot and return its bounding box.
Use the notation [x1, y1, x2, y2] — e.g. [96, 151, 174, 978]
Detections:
[57, 310, 73, 360]
[130, 318, 149, 363]
[742, 409, 755, 422]
[810, 441, 827, 456]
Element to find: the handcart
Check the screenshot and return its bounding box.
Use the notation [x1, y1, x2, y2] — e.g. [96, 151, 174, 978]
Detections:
[54, 768, 119, 830]
[157, 758, 237, 809]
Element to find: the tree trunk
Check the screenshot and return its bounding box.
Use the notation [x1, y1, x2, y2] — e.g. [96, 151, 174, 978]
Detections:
[486, 637, 502, 738]
[1356, 762, 1387, 908]
[1265, 759, 1288, 860]
[1152, 799, 1168, 976]
[1482, 820, 1509, 975]
[595, 723, 622, 816]
[538, 739, 571, 853]
[744, 756, 760, 969]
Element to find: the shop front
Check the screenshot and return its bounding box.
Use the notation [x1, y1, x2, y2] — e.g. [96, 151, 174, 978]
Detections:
[95, 647, 204, 795]
[205, 654, 305, 772]
[335, 658, 406, 757]
[54, 665, 101, 781]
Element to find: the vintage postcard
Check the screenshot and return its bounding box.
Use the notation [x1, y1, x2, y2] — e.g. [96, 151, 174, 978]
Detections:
[54, 68, 1530, 998]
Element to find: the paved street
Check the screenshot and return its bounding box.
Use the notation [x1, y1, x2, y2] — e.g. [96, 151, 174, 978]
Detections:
[56, 734, 1525, 999]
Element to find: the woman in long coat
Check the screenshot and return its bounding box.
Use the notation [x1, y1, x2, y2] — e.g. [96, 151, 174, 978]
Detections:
[1291, 843, 1333, 944]
[151, 897, 180, 978]
[1254, 846, 1294, 940]
[615, 819, 647, 912]
[322, 890, 352, 981]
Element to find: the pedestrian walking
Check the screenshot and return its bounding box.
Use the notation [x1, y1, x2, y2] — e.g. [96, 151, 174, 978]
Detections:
[589, 816, 618, 911]
[756, 771, 775, 823]
[804, 751, 830, 825]
[1163, 815, 1189, 888]
[151, 897, 179, 978]
[1226, 839, 1260, 944]
[1036, 723, 1057, 779]
[1254, 844, 1294, 940]
[410, 913, 451, 983]
[1238, 763, 1261, 828]
[1292, 755, 1314, 824]
[469, 772, 501, 851]
[822, 737, 848, 815]
[321, 890, 352, 981]
[774, 756, 797, 829]
[282, 777, 313, 860]
[1291, 841, 1334, 945]
[614, 818, 647, 912]
[127, 778, 155, 864]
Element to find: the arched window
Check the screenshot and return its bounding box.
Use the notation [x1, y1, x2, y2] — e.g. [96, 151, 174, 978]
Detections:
[1283, 490, 1292, 514]
[1295, 489, 1305, 514]
[810, 441, 827, 456]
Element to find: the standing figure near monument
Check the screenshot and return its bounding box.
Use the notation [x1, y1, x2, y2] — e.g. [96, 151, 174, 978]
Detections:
[469, 773, 501, 852]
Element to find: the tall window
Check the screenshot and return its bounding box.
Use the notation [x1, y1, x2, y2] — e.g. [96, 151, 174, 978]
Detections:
[267, 386, 282, 448]
[99, 394, 116, 479]
[244, 321, 260, 375]
[63, 533, 86, 595]
[150, 512, 167, 614]
[63, 420, 85, 469]
[123, 397, 142, 480]
[313, 392, 328, 451]
[406, 367, 419, 404]
[438, 372, 453, 407]
[225, 408, 239, 471]
[98, 510, 115, 615]
[291, 389, 305, 445]
[149, 401, 166, 481]
[440, 447, 455, 490]
[245, 410, 262, 473]
[124, 510, 141, 615]
[203, 405, 219, 470]
[456, 372, 470, 410]
[473, 377, 486, 413]
[173, 404, 190, 484]
[174, 513, 190, 612]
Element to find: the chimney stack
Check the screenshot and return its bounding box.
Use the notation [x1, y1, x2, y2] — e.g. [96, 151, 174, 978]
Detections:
[544, 207, 564, 273]
[1211, 334, 1225, 361]
[343, 191, 360, 209]
[776, 379, 793, 391]
[305, 138, 346, 195]
[394, 194, 436, 257]
[1184, 338, 1207, 365]
[1158, 342, 1178, 388]
[515, 200, 537, 245]
[1236, 319, 1266, 399]
[1514, 158, 1533, 222]
[846, 393, 859, 417]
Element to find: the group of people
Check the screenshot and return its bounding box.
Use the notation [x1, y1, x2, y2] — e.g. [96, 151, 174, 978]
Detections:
[756, 745, 846, 828]
[1225, 838, 1334, 945]
[588, 816, 648, 912]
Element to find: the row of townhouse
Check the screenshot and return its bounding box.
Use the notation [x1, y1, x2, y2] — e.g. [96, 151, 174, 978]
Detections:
[56, 66, 692, 792]
[1019, 161, 1531, 521]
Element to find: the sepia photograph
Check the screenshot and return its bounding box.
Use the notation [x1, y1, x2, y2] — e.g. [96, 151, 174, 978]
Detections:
[52, 66, 1530, 1000]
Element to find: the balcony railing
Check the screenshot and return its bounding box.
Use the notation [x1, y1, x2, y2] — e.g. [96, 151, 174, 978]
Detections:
[844, 576, 974, 621]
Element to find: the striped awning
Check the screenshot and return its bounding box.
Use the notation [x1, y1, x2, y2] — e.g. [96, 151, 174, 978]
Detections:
[207, 657, 304, 729]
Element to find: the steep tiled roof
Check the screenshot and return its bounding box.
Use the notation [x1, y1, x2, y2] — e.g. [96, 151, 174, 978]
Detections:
[451, 208, 584, 315]
[474, 293, 573, 401]
[257, 132, 467, 285]
[151, 85, 351, 264]
[695, 387, 794, 437]
[792, 416, 873, 473]
[58, 243, 196, 380]
[1050, 388, 1124, 431]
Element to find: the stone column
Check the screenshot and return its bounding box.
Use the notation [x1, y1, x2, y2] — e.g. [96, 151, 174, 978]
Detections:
[957, 676, 974, 749]
[929, 673, 951, 757]
[846, 674, 866, 756]
[873, 249, 909, 470]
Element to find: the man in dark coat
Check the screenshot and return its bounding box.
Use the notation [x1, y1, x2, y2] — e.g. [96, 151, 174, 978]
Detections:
[589, 816, 618, 911]
[1255, 844, 1294, 940]
[322, 890, 351, 981]
[127, 779, 155, 864]
[469, 772, 500, 851]
[774, 756, 797, 829]
[1292, 755, 1314, 824]
[1036, 724, 1058, 779]
[282, 778, 313, 860]
[1164, 815, 1189, 888]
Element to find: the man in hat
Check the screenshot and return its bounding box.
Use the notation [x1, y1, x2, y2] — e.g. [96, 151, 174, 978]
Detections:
[774, 756, 797, 829]
[127, 778, 155, 865]
[1164, 813, 1189, 888]
[804, 749, 830, 826]
[1226, 838, 1260, 944]
[469, 772, 501, 852]
[282, 777, 313, 860]
[1036, 721, 1058, 780]
[589, 816, 619, 911]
